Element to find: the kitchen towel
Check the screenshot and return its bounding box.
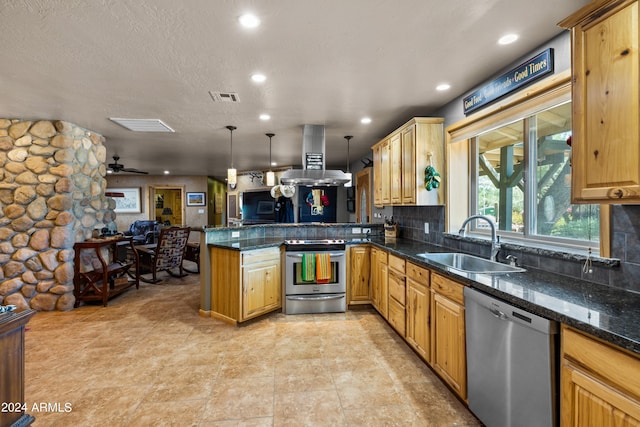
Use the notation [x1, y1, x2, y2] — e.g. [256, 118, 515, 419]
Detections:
[301, 253, 315, 282]
[316, 253, 331, 283]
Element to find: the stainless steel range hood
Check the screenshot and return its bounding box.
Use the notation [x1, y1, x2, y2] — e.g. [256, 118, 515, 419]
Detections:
[280, 125, 351, 186]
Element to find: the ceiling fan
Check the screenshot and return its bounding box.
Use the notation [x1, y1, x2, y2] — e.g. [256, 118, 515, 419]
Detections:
[107, 155, 149, 174]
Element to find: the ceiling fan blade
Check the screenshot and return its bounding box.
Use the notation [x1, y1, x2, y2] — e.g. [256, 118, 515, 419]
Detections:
[121, 168, 149, 174]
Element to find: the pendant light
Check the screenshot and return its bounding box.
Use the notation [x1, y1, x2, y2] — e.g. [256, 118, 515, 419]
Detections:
[344, 135, 353, 187]
[265, 133, 275, 187]
[226, 125, 237, 189]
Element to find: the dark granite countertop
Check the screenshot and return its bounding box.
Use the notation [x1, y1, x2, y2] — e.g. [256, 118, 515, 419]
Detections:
[206, 236, 639, 354]
[207, 237, 285, 251]
[369, 237, 640, 355]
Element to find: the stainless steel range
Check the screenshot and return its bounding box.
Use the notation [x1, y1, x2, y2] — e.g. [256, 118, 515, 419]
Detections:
[284, 239, 346, 314]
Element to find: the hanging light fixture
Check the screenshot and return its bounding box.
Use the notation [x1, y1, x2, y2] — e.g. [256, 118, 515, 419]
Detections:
[265, 133, 275, 187]
[344, 135, 353, 187]
[226, 125, 237, 189]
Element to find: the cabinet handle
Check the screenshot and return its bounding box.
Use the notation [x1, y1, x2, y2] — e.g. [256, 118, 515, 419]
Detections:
[613, 189, 624, 198]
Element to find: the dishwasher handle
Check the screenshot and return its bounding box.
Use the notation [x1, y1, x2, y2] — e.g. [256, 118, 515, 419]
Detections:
[489, 308, 507, 320]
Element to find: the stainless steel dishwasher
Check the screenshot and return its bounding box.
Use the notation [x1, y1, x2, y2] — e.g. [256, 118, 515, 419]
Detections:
[464, 287, 559, 427]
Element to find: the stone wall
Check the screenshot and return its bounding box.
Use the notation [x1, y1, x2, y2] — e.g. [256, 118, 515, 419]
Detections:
[0, 119, 116, 311]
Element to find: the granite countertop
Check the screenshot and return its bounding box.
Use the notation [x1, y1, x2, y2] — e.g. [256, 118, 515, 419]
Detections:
[206, 236, 640, 355]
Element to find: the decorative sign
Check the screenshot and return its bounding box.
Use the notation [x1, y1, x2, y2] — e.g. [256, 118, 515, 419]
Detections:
[463, 48, 554, 115]
[305, 152, 323, 170]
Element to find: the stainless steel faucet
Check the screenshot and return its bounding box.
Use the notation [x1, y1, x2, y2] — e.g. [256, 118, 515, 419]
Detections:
[459, 215, 500, 261]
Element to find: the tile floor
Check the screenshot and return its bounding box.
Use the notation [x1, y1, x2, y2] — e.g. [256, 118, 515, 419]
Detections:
[24, 271, 480, 426]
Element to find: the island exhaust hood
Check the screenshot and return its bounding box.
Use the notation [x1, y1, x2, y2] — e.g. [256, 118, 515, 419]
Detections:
[280, 125, 351, 186]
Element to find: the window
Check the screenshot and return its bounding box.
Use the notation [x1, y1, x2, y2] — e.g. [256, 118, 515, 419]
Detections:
[471, 101, 600, 246]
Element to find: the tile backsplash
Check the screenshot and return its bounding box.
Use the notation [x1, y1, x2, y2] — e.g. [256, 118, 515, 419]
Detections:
[393, 205, 640, 293]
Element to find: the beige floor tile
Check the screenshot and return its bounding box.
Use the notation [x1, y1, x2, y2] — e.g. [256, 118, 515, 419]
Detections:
[23, 273, 476, 426]
[202, 377, 274, 422]
[273, 389, 346, 427]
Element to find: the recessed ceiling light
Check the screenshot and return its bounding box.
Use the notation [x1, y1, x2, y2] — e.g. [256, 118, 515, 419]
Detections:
[260, 114, 271, 121]
[498, 34, 519, 45]
[271, 162, 277, 166]
[436, 83, 451, 91]
[164, 170, 170, 175]
[361, 117, 372, 124]
[251, 73, 266, 83]
[239, 13, 260, 28]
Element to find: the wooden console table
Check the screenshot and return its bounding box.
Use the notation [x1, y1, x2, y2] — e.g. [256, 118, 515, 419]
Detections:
[0, 309, 35, 427]
[73, 237, 139, 307]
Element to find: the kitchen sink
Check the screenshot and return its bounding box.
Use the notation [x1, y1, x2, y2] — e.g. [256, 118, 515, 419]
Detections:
[416, 252, 526, 274]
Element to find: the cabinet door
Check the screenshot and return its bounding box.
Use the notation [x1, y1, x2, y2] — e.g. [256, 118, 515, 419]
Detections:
[349, 245, 371, 304]
[243, 261, 280, 320]
[401, 125, 416, 204]
[570, 0, 640, 203]
[562, 362, 640, 427]
[431, 290, 466, 399]
[381, 139, 391, 204]
[390, 132, 402, 204]
[373, 145, 383, 207]
[407, 278, 430, 363]
[378, 262, 388, 319]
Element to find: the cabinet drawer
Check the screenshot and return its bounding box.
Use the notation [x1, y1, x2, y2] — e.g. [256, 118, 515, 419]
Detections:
[431, 273, 464, 305]
[388, 297, 406, 337]
[562, 326, 640, 399]
[388, 270, 406, 305]
[407, 262, 429, 284]
[388, 254, 405, 273]
[377, 250, 388, 265]
[242, 248, 280, 265]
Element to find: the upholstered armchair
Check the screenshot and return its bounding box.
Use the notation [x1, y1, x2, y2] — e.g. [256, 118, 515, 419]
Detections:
[123, 220, 160, 245]
[136, 227, 190, 283]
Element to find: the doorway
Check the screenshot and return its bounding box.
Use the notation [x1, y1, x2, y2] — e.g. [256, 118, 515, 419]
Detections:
[149, 186, 185, 226]
[355, 168, 372, 223]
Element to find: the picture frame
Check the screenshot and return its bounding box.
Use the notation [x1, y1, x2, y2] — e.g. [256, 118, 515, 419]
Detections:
[107, 188, 141, 213]
[186, 192, 206, 206]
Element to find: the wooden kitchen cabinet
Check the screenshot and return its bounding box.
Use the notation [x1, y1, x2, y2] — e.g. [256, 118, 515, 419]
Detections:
[242, 248, 281, 321]
[371, 247, 388, 318]
[390, 132, 402, 204]
[373, 144, 383, 206]
[430, 272, 467, 400]
[387, 254, 406, 336]
[348, 245, 371, 305]
[561, 325, 640, 426]
[371, 117, 444, 206]
[209, 246, 281, 324]
[559, 0, 640, 203]
[406, 262, 430, 363]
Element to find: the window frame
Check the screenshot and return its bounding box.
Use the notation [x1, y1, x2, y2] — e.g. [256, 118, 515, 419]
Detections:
[445, 70, 610, 256]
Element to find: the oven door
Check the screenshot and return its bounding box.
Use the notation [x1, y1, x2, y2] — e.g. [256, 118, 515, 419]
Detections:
[285, 251, 346, 295]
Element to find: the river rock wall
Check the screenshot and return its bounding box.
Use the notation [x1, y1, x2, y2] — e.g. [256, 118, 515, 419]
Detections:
[0, 119, 116, 310]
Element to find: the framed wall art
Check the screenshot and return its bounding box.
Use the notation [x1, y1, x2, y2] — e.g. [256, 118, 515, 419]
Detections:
[186, 192, 206, 206]
[107, 188, 141, 213]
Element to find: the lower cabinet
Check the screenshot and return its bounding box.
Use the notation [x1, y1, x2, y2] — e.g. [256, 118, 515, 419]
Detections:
[387, 254, 406, 336]
[431, 272, 467, 400]
[406, 262, 430, 363]
[561, 325, 640, 426]
[371, 247, 388, 318]
[209, 246, 281, 324]
[348, 245, 371, 305]
[242, 248, 281, 321]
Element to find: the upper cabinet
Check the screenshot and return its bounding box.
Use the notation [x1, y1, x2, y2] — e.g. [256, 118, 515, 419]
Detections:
[560, 0, 640, 203]
[372, 117, 444, 207]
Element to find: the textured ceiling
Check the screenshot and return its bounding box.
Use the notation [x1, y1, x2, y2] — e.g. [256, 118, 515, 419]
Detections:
[0, 0, 589, 178]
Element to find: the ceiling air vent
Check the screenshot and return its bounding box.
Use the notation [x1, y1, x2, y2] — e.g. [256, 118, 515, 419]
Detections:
[109, 118, 175, 132]
[209, 91, 241, 103]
